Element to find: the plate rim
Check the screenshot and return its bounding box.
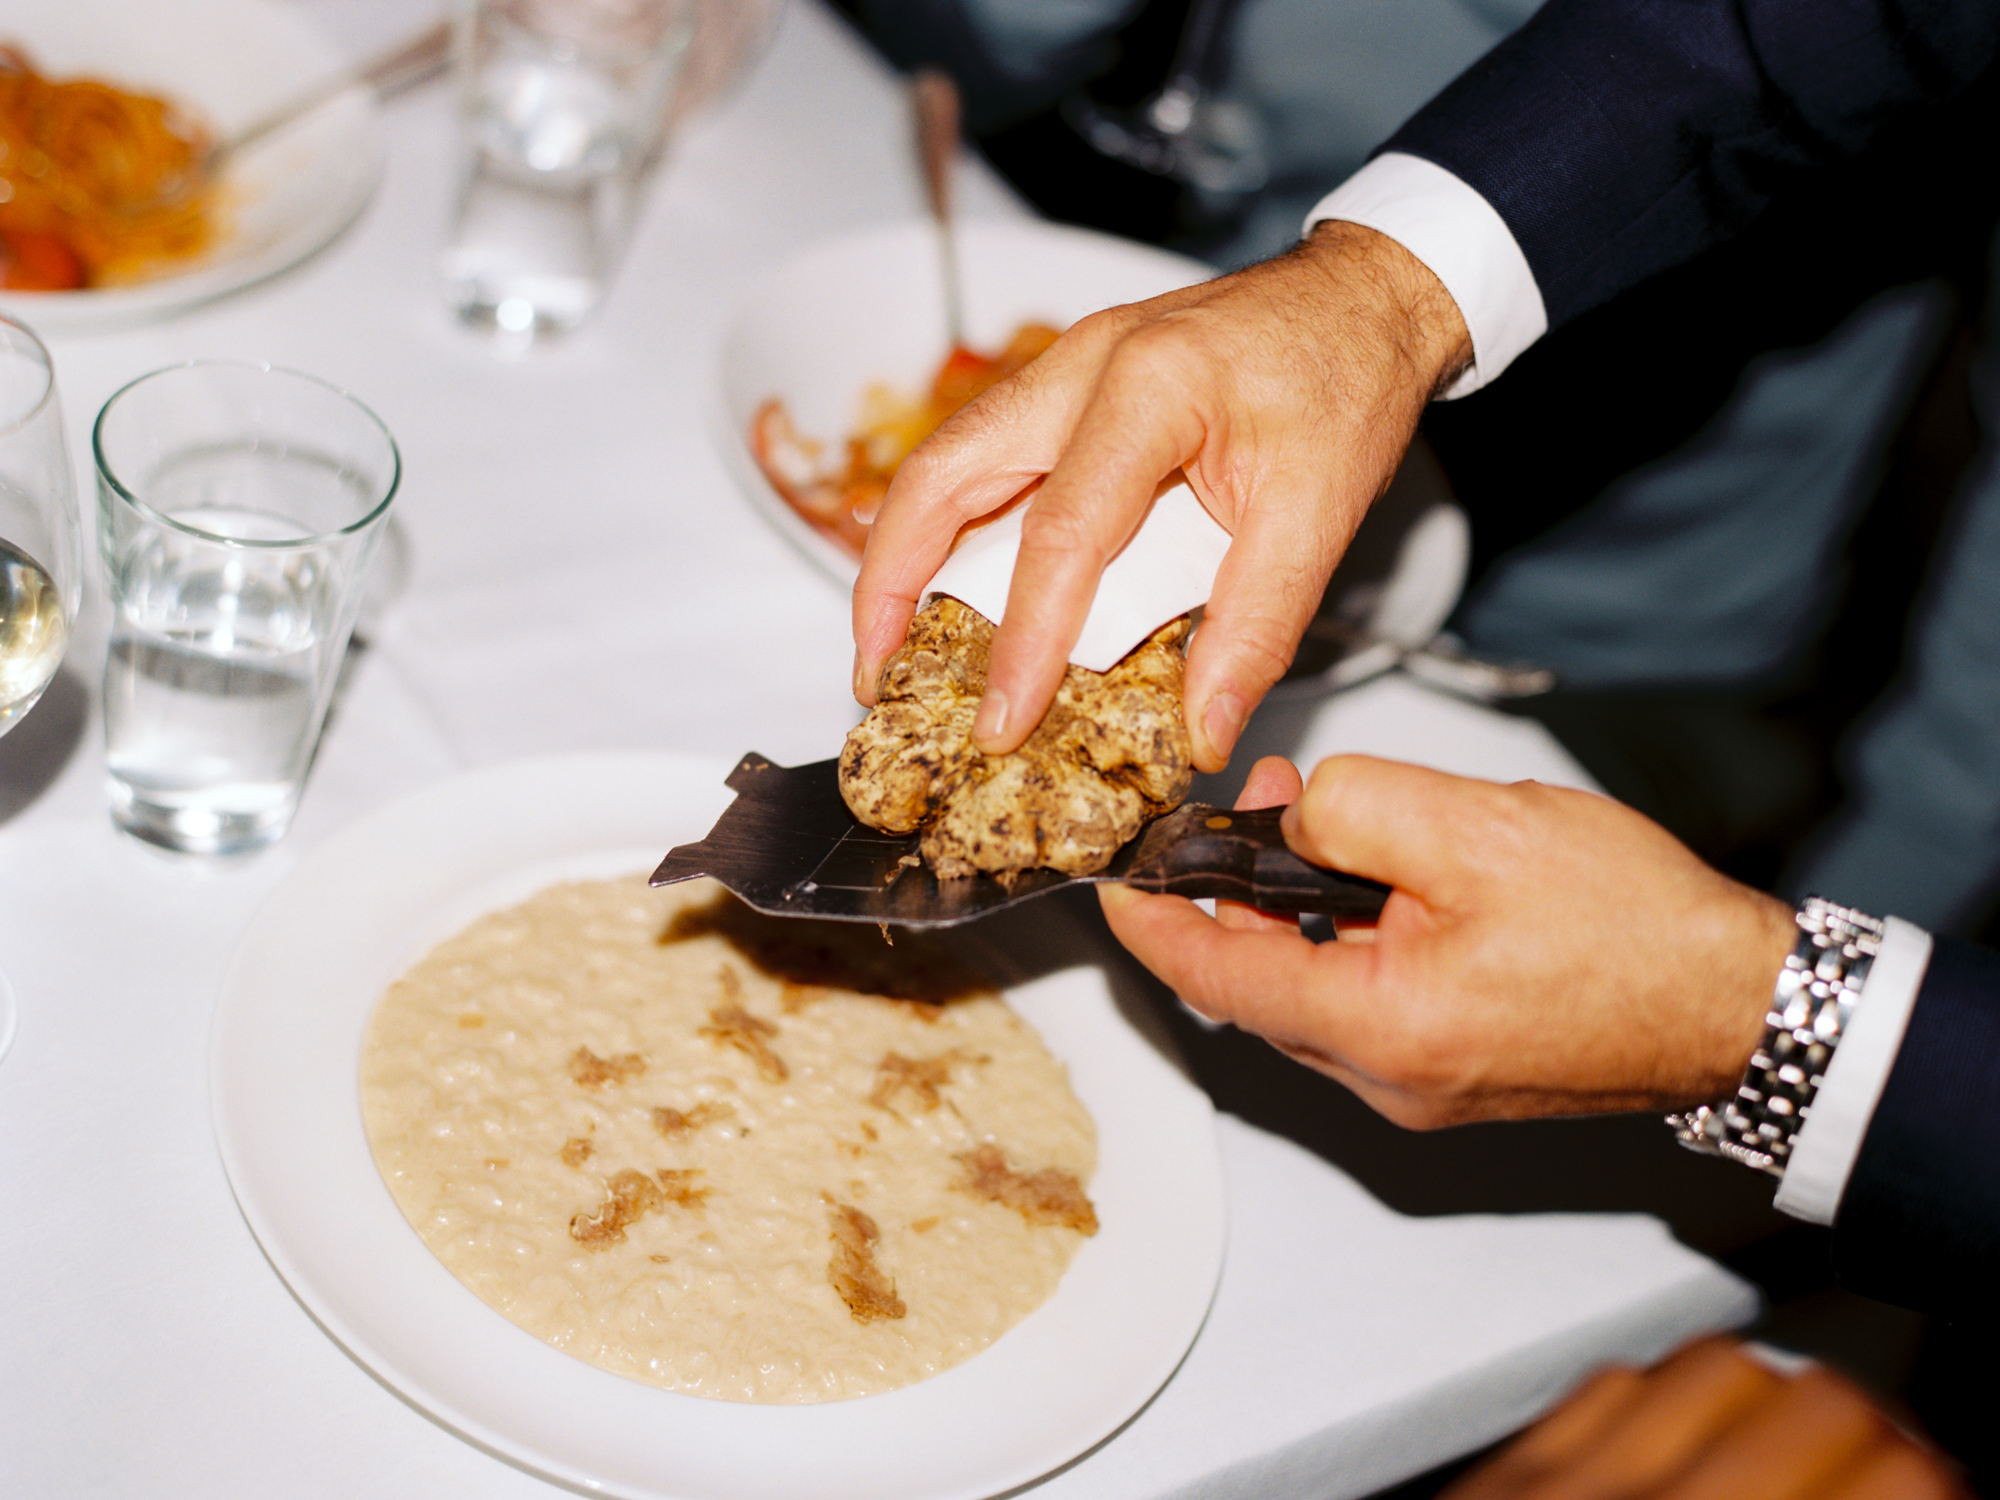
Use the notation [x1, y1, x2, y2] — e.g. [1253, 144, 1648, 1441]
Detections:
[210, 750, 1225, 1500]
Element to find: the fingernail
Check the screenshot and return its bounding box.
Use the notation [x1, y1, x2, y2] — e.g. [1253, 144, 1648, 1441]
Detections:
[973, 688, 1011, 748]
[1202, 692, 1247, 758]
[1279, 803, 1300, 839]
[852, 653, 869, 700]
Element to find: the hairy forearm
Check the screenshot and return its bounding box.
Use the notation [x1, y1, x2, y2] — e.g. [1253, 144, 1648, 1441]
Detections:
[1290, 219, 1474, 404]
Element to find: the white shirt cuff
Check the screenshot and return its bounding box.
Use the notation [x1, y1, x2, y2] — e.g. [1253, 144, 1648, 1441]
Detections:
[1774, 917, 1933, 1225]
[1303, 152, 1547, 399]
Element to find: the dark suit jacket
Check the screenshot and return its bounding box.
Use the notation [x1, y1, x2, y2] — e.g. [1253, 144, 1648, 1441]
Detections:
[1384, 1, 2000, 1315]
[1383, 0, 2000, 331]
[1832, 938, 2000, 1319]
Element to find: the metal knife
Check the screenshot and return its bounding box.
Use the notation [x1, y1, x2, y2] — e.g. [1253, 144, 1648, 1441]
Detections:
[650, 752, 1390, 929]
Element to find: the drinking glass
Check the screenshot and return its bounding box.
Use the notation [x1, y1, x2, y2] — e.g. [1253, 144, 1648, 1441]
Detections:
[94, 363, 400, 857]
[0, 315, 83, 1064]
[441, 0, 696, 341]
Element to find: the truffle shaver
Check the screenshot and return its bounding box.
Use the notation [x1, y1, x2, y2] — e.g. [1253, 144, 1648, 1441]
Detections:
[651, 752, 1390, 929]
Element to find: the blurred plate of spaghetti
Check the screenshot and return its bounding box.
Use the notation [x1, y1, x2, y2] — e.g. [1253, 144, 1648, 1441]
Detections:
[0, 0, 383, 332]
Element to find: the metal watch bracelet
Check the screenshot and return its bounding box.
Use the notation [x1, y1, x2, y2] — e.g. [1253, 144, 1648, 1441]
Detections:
[1667, 897, 1886, 1178]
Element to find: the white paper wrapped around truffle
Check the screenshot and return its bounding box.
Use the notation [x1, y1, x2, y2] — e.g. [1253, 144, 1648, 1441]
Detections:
[923, 481, 1231, 672]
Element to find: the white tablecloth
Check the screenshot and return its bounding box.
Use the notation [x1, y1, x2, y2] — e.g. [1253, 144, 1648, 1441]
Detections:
[0, 4, 1756, 1495]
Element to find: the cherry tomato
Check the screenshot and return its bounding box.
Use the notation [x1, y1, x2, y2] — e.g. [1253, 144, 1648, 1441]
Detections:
[0, 228, 87, 290]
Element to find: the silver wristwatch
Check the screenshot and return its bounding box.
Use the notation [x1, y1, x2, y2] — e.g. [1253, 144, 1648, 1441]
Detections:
[1666, 896, 1885, 1177]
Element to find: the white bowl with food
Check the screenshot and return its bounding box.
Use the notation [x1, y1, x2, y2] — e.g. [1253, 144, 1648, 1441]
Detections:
[0, 0, 383, 329]
[717, 217, 1212, 579]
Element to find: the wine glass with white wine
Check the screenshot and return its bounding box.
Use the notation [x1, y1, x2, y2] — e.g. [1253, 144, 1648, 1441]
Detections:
[0, 315, 83, 1065]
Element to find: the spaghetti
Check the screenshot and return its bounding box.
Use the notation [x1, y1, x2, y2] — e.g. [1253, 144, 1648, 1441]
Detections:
[0, 44, 215, 291]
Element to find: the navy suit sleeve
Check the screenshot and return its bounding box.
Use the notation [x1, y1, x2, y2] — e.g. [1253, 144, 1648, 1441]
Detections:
[1831, 937, 2000, 1320]
[1382, 0, 2000, 329]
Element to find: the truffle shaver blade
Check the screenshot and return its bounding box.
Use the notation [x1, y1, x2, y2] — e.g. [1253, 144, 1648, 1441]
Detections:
[650, 753, 1390, 929]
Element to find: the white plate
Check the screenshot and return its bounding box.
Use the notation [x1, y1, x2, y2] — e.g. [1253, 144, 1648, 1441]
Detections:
[211, 752, 1225, 1500]
[715, 219, 1466, 683]
[0, 0, 384, 333]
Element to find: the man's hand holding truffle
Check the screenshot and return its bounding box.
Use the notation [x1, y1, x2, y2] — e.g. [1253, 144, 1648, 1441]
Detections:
[850, 220, 1472, 773]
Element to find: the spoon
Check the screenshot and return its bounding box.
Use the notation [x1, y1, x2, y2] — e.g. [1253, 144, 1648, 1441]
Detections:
[1273, 616, 1556, 703]
[911, 67, 966, 350]
[149, 19, 452, 208]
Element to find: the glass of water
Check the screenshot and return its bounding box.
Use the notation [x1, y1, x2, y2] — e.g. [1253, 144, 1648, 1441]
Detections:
[93, 364, 400, 856]
[442, 0, 696, 341]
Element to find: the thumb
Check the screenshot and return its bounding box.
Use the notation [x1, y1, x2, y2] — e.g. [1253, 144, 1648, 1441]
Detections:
[1282, 756, 1504, 907]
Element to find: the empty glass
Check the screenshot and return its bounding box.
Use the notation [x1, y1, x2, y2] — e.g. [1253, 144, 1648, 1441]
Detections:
[94, 363, 400, 856]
